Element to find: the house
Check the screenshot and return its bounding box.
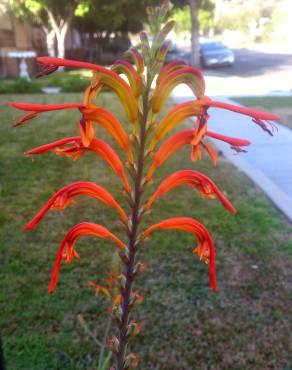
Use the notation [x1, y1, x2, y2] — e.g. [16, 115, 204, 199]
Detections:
[0, 12, 45, 78]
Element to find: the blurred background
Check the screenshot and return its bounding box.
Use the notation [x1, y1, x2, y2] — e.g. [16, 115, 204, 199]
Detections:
[0, 0, 291, 95]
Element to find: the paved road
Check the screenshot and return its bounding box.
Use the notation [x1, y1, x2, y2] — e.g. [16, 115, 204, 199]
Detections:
[176, 47, 292, 78]
[173, 46, 292, 95]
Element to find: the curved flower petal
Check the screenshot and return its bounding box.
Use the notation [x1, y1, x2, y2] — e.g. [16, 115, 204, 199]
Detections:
[150, 100, 202, 149]
[206, 98, 279, 121]
[48, 222, 125, 293]
[37, 57, 138, 128]
[152, 67, 205, 114]
[83, 72, 102, 105]
[10, 102, 81, 127]
[156, 59, 186, 85]
[27, 136, 131, 192]
[206, 131, 251, 147]
[145, 170, 236, 213]
[78, 117, 95, 147]
[124, 47, 144, 74]
[80, 104, 134, 161]
[196, 142, 217, 165]
[147, 130, 194, 179]
[143, 217, 216, 291]
[112, 59, 142, 98]
[25, 181, 127, 230]
[10, 102, 81, 112]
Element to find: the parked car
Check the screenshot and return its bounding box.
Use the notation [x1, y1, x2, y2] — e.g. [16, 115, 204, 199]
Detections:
[199, 40, 235, 68]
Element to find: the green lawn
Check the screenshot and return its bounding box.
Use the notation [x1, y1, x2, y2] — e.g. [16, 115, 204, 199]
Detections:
[0, 93, 291, 370]
[233, 96, 292, 129]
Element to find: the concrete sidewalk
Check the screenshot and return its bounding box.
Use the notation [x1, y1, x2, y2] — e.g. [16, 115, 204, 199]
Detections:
[171, 85, 292, 222]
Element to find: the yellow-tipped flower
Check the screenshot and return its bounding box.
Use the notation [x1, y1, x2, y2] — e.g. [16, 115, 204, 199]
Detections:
[152, 66, 205, 114]
[112, 59, 142, 98]
[150, 100, 203, 149]
[37, 57, 138, 129]
[156, 59, 186, 85]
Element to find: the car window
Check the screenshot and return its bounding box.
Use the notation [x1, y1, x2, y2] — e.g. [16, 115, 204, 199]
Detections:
[201, 42, 225, 51]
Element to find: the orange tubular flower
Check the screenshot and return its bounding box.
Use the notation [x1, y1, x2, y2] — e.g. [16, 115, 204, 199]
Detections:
[149, 100, 203, 149]
[147, 129, 250, 179]
[190, 96, 279, 145]
[27, 136, 131, 192]
[10, 102, 81, 126]
[145, 169, 236, 213]
[205, 97, 279, 136]
[37, 57, 138, 128]
[11, 100, 134, 161]
[48, 222, 125, 293]
[112, 59, 142, 98]
[150, 95, 278, 151]
[80, 104, 134, 161]
[124, 47, 144, 74]
[143, 217, 216, 291]
[24, 181, 127, 230]
[152, 66, 206, 114]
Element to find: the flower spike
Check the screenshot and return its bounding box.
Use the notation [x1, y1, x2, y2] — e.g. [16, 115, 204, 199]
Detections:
[37, 57, 138, 128]
[25, 181, 127, 230]
[9, 5, 280, 366]
[143, 217, 216, 291]
[145, 170, 236, 213]
[27, 136, 131, 192]
[48, 222, 125, 293]
[152, 66, 205, 114]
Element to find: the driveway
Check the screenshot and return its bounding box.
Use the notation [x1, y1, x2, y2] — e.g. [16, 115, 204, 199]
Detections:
[176, 46, 292, 95]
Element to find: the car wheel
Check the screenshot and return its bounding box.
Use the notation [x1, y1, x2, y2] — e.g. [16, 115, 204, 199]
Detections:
[200, 57, 207, 68]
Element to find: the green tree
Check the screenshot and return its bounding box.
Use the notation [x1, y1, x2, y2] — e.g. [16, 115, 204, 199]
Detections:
[8, 0, 87, 58]
[214, 0, 278, 42]
[173, 0, 214, 65]
[73, 0, 162, 61]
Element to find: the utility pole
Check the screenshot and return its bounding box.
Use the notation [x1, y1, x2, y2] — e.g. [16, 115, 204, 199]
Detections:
[189, 0, 200, 66]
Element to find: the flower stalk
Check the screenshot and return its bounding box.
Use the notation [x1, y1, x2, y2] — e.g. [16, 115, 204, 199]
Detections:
[115, 78, 151, 369]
